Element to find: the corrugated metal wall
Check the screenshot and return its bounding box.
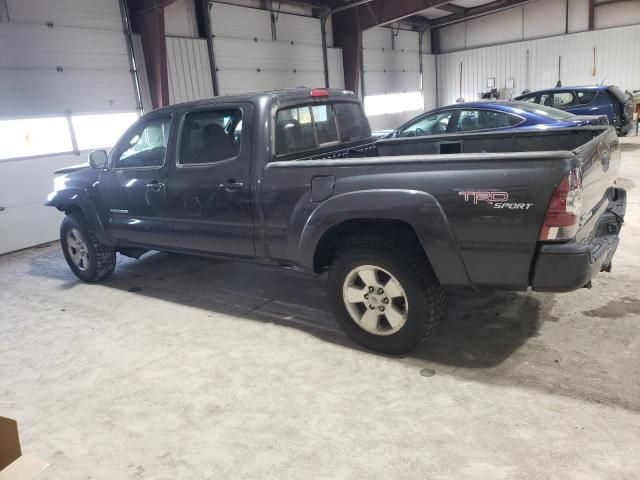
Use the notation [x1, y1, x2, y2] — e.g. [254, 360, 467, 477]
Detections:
[166, 36, 214, 104]
[437, 24, 640, 106]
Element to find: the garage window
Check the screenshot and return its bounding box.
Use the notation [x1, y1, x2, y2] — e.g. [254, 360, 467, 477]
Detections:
[0, 117, 73, 160]
[72, 112, 139, 150]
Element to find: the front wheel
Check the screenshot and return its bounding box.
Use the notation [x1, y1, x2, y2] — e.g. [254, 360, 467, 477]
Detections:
[60, 213, 116, 282]
[328, 240, 444, 354]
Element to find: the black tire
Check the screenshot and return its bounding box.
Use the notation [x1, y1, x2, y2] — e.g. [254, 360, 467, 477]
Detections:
[328, 239, 445, 354]
[60, 213, 116, 282]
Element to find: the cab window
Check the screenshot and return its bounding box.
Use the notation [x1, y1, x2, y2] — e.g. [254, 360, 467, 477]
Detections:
[115, 117, 171, 168]
[275, 104, 339, 156]
[400, 111, 453, 137]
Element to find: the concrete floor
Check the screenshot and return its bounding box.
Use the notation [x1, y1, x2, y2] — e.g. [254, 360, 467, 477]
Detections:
[2, 139, 640, 479]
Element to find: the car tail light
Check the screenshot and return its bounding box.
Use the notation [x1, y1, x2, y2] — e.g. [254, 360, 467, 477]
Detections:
[311, 88, 330, 97]
[539, 168, 583, 241]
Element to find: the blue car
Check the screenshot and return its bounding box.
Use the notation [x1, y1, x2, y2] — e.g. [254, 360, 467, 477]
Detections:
[515, 86, 634, 135]
[389, 101, 608, 139]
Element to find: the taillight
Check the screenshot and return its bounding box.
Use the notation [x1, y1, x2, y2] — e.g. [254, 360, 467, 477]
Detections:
[539, 168, 583, 241]
[311, 88, 330, 97]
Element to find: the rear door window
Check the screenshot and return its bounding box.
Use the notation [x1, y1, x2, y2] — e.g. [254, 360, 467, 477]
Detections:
[453, 109, 522, 132]
[400, 111, 453, 137]
[518, 94, 538, 103]
[553, 92, 578, 108]
[577, 90, 598, 104]
[178, 108, 242, 165]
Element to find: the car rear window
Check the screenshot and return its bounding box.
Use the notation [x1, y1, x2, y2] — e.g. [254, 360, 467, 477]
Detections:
[510, 102, 574, 120]
[275, 101, 370, 156]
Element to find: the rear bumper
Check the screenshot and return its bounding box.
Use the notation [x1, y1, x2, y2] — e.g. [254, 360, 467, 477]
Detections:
[531, 188, 626, 292]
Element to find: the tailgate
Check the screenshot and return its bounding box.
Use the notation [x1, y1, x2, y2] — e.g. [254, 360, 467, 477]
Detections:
[573, 126, 621, 242]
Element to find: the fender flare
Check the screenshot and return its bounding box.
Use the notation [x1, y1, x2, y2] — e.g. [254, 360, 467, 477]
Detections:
[46, 188, 113, 245]
[298, 189, 473, 288]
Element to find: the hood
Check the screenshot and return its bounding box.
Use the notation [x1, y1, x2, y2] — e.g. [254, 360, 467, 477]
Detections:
[54, 162, 91, 174]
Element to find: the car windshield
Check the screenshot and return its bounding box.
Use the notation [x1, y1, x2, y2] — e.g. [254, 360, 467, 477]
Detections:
[509, 101, 574, 120]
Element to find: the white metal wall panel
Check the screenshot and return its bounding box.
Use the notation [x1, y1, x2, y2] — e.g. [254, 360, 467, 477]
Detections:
[568, 0, 589, 33]
[0, 3, 136, 118]
[275, 12, 323, 46]
[0, 152, 88, 254]
[596, 1, 640, 29]
[6, 0, 123, 29]
[395, 29, 420, 53]
[211, 2, 272, 41]
[422, 54, 437, 111]
[217, 70, 324, 94]
[214, 38, 325, 93]
[436, 24, 640, 106]
[465, 8, 523, 49]
[131, 34, 153, 113]
[0, 0, 137, 253]
[363, 27, 391, 50]
[0, 23, 130, 71]
[0, 70, 136, 119]
[166, 36, 214, 104]
[363, 49, 419, 74]
[327, 48, 345, 89]
[523, 0, 565, 40]
[210, 3, 332, 94]
[363, 27, 421, 96]
[439, 22, 466, 53]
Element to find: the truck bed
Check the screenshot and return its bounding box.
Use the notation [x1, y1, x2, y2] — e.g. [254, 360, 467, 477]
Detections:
[262, 126, 621, 291]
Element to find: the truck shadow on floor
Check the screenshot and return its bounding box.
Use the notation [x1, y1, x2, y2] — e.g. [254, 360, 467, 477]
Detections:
[33, 249, 546, 371]
[31, 248, 637, 412]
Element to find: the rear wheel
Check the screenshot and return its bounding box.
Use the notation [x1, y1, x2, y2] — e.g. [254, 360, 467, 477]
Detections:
[328, 240, 444, 354]
[60, 213, 116, 282]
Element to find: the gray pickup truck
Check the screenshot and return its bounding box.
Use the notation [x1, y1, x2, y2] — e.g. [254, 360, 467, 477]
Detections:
[47, 88, 626, 353]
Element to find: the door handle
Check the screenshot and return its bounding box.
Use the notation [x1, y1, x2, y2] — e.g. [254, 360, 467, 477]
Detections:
[146, 180, 165, 192]
[220, 179, 244, 191]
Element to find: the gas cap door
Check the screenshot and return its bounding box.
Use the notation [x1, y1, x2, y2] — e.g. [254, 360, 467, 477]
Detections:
[311, 176, 336, 202]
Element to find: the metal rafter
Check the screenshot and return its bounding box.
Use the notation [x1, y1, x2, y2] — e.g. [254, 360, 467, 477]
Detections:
[428, 0, 533, 27]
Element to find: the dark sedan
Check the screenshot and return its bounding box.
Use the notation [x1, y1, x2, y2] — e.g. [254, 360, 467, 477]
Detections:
[386, 101, 608, 139]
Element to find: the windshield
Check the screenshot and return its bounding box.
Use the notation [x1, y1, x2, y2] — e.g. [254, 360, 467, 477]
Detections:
[509, 101, 574, 120]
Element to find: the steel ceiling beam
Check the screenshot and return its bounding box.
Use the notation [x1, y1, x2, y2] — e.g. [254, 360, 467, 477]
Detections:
[438, 3, 466, 14]
[428, 0, 533, 27]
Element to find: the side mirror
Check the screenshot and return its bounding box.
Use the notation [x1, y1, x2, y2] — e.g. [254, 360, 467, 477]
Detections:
[89, 149, 108, 169]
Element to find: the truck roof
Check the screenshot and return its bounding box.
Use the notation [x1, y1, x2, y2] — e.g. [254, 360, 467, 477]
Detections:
[148, 87, 359, 116]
